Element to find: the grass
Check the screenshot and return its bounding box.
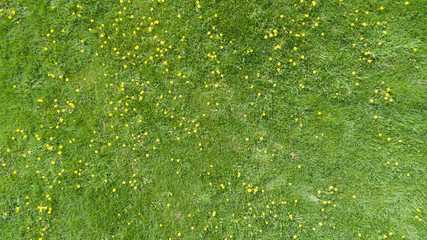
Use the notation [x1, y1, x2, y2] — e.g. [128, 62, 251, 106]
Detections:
[0, 0, 426, 239]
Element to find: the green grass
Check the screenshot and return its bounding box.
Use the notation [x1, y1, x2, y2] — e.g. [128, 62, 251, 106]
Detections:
[0, 0, 426, 239]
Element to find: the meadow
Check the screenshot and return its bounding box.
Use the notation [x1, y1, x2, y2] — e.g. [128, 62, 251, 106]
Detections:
[0, 0, 426, 239]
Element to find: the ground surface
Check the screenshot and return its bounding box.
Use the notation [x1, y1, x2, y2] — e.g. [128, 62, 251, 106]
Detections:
[0, 0, 426, 239]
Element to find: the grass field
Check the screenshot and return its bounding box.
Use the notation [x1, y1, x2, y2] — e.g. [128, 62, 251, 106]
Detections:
[0, 0, 426, 239]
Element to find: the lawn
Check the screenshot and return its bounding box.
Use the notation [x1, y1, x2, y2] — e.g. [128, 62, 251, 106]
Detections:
[0, 0, 426, 239]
